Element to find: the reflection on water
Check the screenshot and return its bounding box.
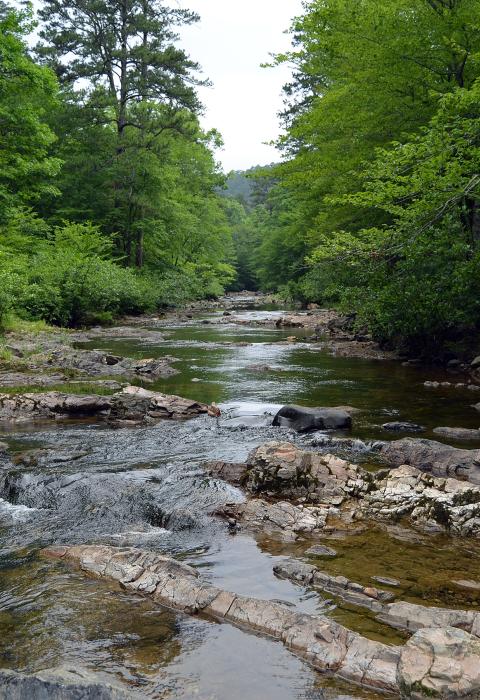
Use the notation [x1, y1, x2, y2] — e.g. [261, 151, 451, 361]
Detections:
[1, 305, 479, 699]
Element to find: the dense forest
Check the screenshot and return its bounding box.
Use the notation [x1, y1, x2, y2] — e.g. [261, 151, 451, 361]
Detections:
[0, 0, 236, 327]
[2, 0, 480, 354]
[229, 0, 480, 354]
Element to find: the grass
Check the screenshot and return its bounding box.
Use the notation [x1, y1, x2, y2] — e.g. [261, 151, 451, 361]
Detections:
[0, 382, 117, 396]
[1, 313, 56, 334]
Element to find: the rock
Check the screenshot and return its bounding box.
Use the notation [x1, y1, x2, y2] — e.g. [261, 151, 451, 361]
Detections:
[0, 387, 211, 425]
[447, 359, 462, 368]
[244, 442, 366, 504]
[398, 627, 480, 699]
[274, 559, 394, 612]
[247, 364, 273, 372]
[452, 579, 480, 591]
[222, 311, 232, 316]
[305, 544, 337, 557]
[372, 576, 400, 588]
[383, 422, 425, 433]
[433, 427, 480, 441]
[377, 600, 480, 637]
[41, 545, 401, 695]
[474, 403, 480, 412]
[218, 499, 329, 538]
[272, 405, 352, 433]
[361, 464, 480, 536]
[0, 667, 136, 699]
[0, 391, 112, 422]
[203, 460, 247, 485]
[471, 356, 480, 368]
[380, 438, 480, 484]
[108, 386, 209, 424]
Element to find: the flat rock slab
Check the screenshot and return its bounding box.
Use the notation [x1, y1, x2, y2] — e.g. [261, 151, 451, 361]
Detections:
[40, 545, 480, 699]
[380, 437, 480, 484]
[0, 387, 211, 425]
[272, 405, 353, 433]
[433, 427, 480, 441]
[305, 545, 338, 558]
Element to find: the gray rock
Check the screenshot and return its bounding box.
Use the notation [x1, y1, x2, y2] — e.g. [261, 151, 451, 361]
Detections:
[244, 441, 365, 504]
[0, 667, 136, 699]
[382, 422, 425, 433]
[274, 559, 394, 613]
[471, 356, 480, 368]
[203, 460, 247, 485]
[380, 437, 480, 484]
[372, 576, 400, 587]
[305, 545, 338, 558]
[433, 426, 480, 441]
[107, 386, 209, 424]
[272, 405, 352, 433]
[41, 545, 401, 696]
[398, 627, 480, 699]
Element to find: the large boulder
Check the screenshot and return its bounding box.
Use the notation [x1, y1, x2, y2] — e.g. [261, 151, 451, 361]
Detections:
[272, 405, 352, 433]
[398, 627, 480, 699]
[380, 438, 480, 484]
[244, 441, 366, 504]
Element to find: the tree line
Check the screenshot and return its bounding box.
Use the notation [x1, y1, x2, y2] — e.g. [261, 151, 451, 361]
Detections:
[231, 0, 480, 355]
[0, 0, 235, 327]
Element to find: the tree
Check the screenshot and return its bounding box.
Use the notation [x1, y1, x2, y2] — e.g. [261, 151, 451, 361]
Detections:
[37, 0, 205, 264]
[0, 4, 61, 223]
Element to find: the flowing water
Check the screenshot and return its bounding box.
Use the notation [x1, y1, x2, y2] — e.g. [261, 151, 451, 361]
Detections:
[1, 300, 480, 699]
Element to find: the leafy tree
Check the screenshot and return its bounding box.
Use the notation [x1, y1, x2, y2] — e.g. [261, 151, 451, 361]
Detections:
[0, 4, 61, 223]
[37, 0, 205, 264]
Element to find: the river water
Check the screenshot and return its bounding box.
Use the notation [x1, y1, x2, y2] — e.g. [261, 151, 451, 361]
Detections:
[1, 302, 480, 699]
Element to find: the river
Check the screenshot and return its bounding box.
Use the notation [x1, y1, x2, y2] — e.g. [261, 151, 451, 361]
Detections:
[1, 300, 480, 699]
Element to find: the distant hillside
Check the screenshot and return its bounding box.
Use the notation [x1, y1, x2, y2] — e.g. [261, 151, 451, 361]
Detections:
[222, 165, 275, 209]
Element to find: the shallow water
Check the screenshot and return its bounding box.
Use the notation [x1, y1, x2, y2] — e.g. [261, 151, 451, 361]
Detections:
[1, 303, 480, 699]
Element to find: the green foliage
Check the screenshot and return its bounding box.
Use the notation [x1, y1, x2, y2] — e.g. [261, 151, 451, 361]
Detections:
[249, 0, 480, 352]
[0, 0, 237, 329]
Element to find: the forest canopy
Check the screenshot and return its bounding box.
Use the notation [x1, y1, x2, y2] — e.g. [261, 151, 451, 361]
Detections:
[230, 0, 480, 353]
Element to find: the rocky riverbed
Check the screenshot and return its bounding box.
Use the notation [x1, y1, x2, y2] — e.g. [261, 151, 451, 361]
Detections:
[2, 294, 480, 699]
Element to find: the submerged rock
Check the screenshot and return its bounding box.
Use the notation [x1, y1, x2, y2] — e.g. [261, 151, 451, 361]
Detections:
[433, 426, 480, 441]
[305, 544, 338, 558]
[382, 422, 425, 433]
[380, 437, 480, 484]
[0, 667, 136, 699]
[272, 405, 352, 433]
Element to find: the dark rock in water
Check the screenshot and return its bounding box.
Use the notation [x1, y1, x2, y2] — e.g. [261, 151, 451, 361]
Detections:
[433, 426, 480, 441]
[247, 364, 273, 372]
[0, 392, 112, 422]
[380, 437, 480, 484]
[272, 405, 352, 433]
[382, 422, 425, 433]
[0, 667, 136, 699]
[305, 544, 337, 558]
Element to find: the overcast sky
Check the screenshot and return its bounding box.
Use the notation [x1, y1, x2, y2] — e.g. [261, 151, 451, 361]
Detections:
[176, 0, 303, 171]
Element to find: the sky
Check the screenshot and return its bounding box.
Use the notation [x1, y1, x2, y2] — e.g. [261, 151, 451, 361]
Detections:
[176, 0, 304, 171]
